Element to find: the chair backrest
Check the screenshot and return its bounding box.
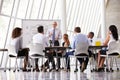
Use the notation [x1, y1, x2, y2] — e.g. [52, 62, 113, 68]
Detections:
[7, 44, 17, 56]
[28, 43, 44, 56]
[75, 42, 89, 55]
[107, 40, 120, 55]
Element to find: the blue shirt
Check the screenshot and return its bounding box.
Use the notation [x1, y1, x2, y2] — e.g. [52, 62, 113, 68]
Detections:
[71, 33, 89, 49]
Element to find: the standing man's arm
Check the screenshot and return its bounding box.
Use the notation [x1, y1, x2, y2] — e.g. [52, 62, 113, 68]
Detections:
[46, 29, 50, 38]
[46, 29, 53, 41]
[44, 36, 49, 47]
[57, 30, 62, 40]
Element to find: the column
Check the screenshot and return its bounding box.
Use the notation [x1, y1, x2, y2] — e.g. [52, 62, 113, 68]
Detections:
[101, 0, 106, 40]
[60, 0, 67, 35]
[0, 0, 3, 13]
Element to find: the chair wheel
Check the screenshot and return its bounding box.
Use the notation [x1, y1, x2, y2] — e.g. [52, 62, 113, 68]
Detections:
[106, 68, 110, 72]
[4, 70, 6, 72]
[111, 70, 114, 72]
[43, 69, 47, 72]
[110, 68, 114, 72]
[33, 69, 35, 72]
[13, 70, 16, 72]
[74, 69, 78, 72]
[117, 68, 119, 71]
[40, 68, 43, 71]
[92, 68, 95, 71]
[61, 67, 64, 69]
[91, 70, 93, 72]
[49, 69, 52, 72]
[9, 69, 11, 71]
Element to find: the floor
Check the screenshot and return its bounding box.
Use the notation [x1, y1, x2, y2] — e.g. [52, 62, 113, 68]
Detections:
[0, 66, 120, 80]
[0, 57, 120, 80]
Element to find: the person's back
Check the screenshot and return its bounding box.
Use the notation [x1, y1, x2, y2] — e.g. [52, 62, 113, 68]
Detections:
[33, 33, 48, 48]
[97, 25, 119, 72]
[10, 27, 22, 53]
[10, 27, 29, 71]
[11, 36, 22, 53]
[32, 25, 48, 72]
[71, 27, 89, 50]
[32, 26, 48, 48]
[74, 33, 89, 45]
[71, 27, 89, 72]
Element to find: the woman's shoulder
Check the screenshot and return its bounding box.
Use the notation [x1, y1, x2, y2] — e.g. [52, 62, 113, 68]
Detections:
[12, 36, 22, 40]
[18, 36, 22, 40]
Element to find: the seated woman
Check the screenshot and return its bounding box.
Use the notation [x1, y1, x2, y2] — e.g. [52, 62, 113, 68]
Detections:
[62, 34, 74, 71]
[97, 25, 119, 71]
[42, 34, 70, 71]
[10, 27, 29, 71]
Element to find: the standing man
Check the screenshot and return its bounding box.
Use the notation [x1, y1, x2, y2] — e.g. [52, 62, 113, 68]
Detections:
[46, 21, 62, 70]
[46, 21, 62, 46]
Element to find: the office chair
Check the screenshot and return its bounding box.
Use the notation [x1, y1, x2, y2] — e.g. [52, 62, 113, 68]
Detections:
[101, 41, 120, 72]
[68, 42, 89, 72]
[6, 45, 25, 72]
[28, 43, 45, 72]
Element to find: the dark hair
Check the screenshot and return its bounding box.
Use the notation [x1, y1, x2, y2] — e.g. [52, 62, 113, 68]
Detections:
[89, 32, 94, 37]
[12, 27, 22, 38]
[37, 25, 44, 33]
[63, 33, 70, 46]
[109, 25, 118, 41]
[74, 27, 81, 33]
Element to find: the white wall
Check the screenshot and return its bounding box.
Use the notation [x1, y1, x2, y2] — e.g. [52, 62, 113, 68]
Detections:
[106, 0, 120, 35]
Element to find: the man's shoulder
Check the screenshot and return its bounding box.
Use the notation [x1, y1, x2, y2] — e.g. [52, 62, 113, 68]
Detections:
[79, 33, 87, 37]
[47, 28, 53, 32]
[33, 33, 42, 37]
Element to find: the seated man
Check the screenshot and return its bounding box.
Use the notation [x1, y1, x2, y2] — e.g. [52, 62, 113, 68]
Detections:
[43, 46, 65, 71]
[71, 27, 90, 72]
[87, 32, 94, 55]
[32, 26, 49, 72]
[87, 32, 95, 58]
[42, 49, 56, 71]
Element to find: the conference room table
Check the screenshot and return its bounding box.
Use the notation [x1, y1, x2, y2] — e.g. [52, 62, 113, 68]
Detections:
[45, 46, 107, 56]
[0, 49, 8, 69]
[45, 46, 107, 71]
[45, 46, 71, 50]
[45, 46, 71, 54]
[45, 46, 71, 57]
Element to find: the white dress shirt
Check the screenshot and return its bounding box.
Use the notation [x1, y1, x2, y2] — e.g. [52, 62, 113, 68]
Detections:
[33, 33, 48, 48]
[46, 27, 62, 41]
[88, 38, 93, 46]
